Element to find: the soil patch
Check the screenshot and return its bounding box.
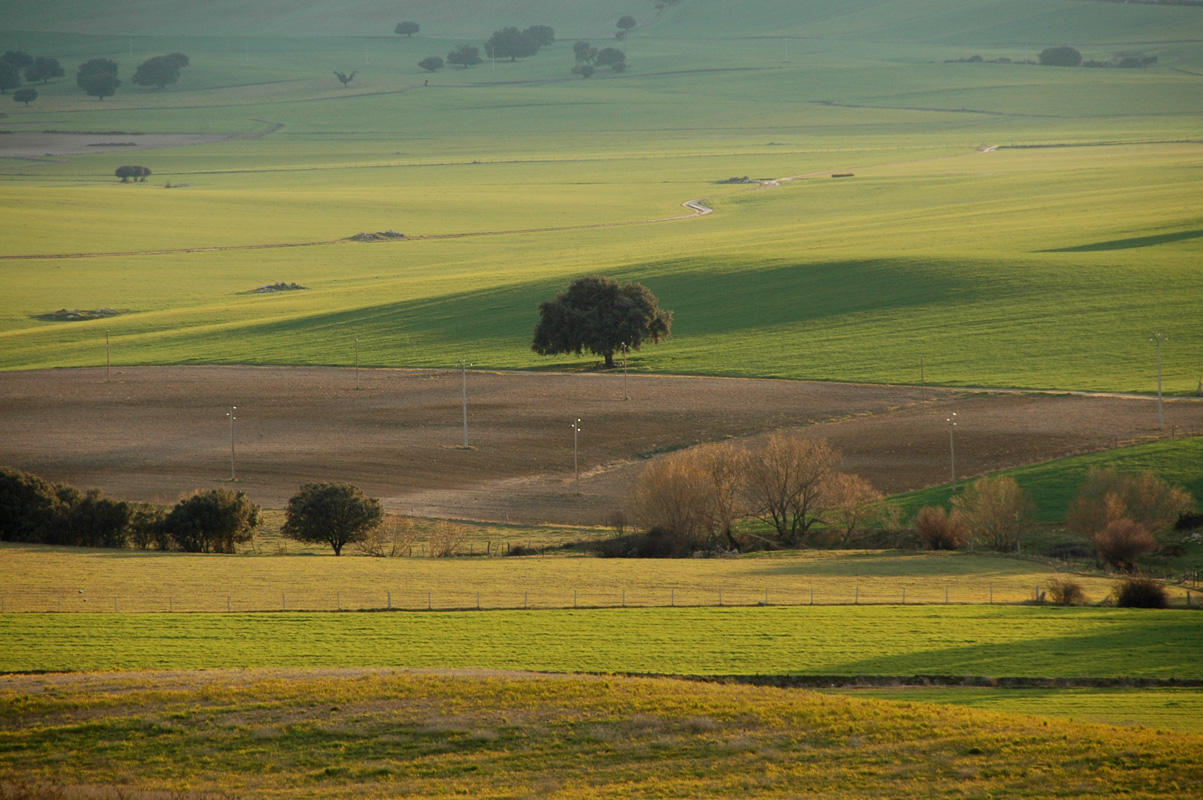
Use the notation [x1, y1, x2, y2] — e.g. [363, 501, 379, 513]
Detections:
[0, 132, 231, 159]
[0, 366, 1199, 526]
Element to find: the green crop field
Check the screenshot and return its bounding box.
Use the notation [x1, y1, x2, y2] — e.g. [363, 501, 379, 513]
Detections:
[1, 0, 1201, 392]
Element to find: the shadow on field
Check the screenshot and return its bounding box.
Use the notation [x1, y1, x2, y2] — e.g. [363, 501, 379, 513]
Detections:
[748, 552, 1021, 578]
[1042, 228, 1203, 253]
[829, 613, 1201, 679]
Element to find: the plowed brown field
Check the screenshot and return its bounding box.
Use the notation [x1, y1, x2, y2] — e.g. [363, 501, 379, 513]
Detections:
[2, 367, 1199, 525]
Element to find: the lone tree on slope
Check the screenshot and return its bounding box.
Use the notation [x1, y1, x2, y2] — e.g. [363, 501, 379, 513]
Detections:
[13, 88, 37, 106]
[0, 61, 20, 94]
[282, 482, 383, 556]
[133, 55, 183, 89]
[446, 44, 482, 68]
[532, 275, 672, 369]
[77, 58, 120, 100]
[395, 21, 420, 38]
[25, 56, 64, 84]
[334, 69, 356, 87]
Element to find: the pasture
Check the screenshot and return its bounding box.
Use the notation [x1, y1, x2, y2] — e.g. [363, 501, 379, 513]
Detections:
[1, 0, 1202, 391]
[3, 1, 1203, 796]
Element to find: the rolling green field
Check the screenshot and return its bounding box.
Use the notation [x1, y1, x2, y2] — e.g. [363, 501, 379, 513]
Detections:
[2, 671, 1199, 799]
[2, 0, 1201, 391]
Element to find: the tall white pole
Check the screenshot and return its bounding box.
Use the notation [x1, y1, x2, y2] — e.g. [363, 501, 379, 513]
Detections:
[946, 412, 957, 492]
[459, 360, 472, 448]
[1151, 332, 1166, 428]
[571, 418, 582, 491]
[227, 405, 237, 481]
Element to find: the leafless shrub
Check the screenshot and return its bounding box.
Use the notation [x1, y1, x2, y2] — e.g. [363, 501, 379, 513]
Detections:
[1068, 467, 1193, 540]
[823, 471, 885, 545]
[742, 434, 839, 547]
[354, 514, 419, 557]
[1045, 577, 1087, 606]
[1092, 518, 1156, 573]
[630, 449, 712, 546]
[952, 475, 1035, 552]
[607, 509, 628, 536]
[915, 505, 968, 550]
[427, 520, 468, 558]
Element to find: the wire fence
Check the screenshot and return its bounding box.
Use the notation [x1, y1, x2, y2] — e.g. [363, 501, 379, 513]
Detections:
[2, 581, 1197, 613]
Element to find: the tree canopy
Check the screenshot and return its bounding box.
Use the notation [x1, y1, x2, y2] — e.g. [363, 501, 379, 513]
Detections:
[283, 482, 383, 556]
[0, 51, 32, 69]
[162, 489, 260, 554]
[13, 87, 37, 106]
[447, 44, 482, 68]
[0, 61, 20, 94]
[25, 56, 63, 84]
[418, 56, 444, 72]
[77, 58, 119, 100]
[596, 47, 627, 72]
[395, 21, 420, 37]
[133, 55, 182, 89]
[485, 26, 540, 61]
[532, 276, 672, 368]
[618, 16, 637, 33]
[1039, 45, 1082, 67]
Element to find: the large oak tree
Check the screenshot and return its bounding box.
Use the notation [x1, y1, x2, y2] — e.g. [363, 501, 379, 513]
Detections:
[532, 276, 672, 368]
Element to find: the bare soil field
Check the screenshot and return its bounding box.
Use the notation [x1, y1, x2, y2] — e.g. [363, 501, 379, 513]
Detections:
[1, 366, 1199, 525]
[0, 132, 230, 160]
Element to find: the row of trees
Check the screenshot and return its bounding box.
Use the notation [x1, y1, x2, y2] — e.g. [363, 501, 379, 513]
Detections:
[0, 467, 257, 553]
[914, 467, 1192, 571]
[0, 467, 385, 557]
[572, 41, 627, 77]
[629, 435, 884, 554]
[0, 51, 63, 94]
[409, 24, 555, 73]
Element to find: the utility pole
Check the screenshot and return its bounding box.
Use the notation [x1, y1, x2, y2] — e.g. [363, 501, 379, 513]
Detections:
[105, 331, 111, 382]
[354, 337, 360, 390]
[227, 405, 238, 481]
[571, 418, 582, 492]
[946, 411, 958, 492]
[458, 359, 472, 448]
[1150, 332, 1167, 429]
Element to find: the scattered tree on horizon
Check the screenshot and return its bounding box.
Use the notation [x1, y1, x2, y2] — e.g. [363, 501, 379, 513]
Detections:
[617, 16, 637, 36]
[485, 26, 540, 62]
[133, 54, 184, 89]
[446, 44, 482, 68]
[161, 489, 260, 554]
[0, 50, 33, 70]
[115, 165, 151, 182]
[25, 55, 64, 84]
[13, 87, 37, 106]
[532, 275, 672, 369]
[334, 69, 357, 87]
[0, 61, 20, 94]
[77, 57, 120, 100]
[573, 40, 597, 63]
[524, 25, 556, 48]
[418, 56, 444, 72]
[595, 47, 627, 72]
[1039, 45, 1082, 67]
[282, 482, 383, 556]
[395, 21, 420, 38]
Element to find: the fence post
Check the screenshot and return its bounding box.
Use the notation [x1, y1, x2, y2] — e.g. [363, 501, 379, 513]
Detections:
[282, 592, 286, 611]
[574, 590, 577, 608]
[114, 597, 118, 613]
[989, 585, 993, 604]
[227, 596, 231, 612]
[854, 586, 859, 605]
[764, 588, 769, 606]
[622, 589, 626, 608]
[477, 592, 481, 610]
[387, 590, 392, 610]
[670, 588, 675, 607]
[944, 586, 949, 604]
[427, 591, 432, 610]
[902, 587, 906, 605]
[523, 591, 527, 610]
[337, 592, 341, 611]
[718, 589, 722, 607]
[810, 586, 814, 606]
[168, 597, 172, 613]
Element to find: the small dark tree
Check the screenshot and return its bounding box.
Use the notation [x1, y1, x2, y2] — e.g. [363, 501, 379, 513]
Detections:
[26, 56, 64, 84]
[115, 165, 151, 182]
[77, 58, 119, 100]
[13, 87, 37, 106]
[133, 55, 181, 89]
[573, 40, 597, 63]
[595, 47, 627, 72]
[532, 275, 672, 368]
[1111, 577, 1168, 608]
[334, 69, 357, 87]
[1039, 45, 1082, 67]
[0, 60, 20, 94]
[418, 56, 444, 72]
[485, 27, 540, 61]
[64, 489, 130, 549]
[617, 16, 637, 36]
[395, 21, 420, 38]
[283, 482, 383, 556]
[0, 467, 62, 543]
[446, 44, 482, 68]
[0, 51, 33, 70]
[162, 489, 260, 553]
[524, 25, 556, 48]
[915, 505, 969, 550]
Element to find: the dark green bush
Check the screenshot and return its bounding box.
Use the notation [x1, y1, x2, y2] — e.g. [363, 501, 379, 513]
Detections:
[1111, 577, 1169, 608]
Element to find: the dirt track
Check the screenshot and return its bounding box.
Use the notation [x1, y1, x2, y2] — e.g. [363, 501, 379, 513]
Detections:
[1, 366, 1199, 526]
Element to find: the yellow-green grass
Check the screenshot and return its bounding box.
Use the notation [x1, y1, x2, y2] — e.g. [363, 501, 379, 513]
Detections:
[2, 671, 1199, 799]
[829, 686, 1203, 735]
[0, 544, 1158, 613]
[2, 605, 1200, 677]
[2, 4, 1202, 393]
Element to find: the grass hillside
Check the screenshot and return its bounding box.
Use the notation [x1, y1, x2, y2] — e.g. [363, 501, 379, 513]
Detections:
[1, 0, 1200, 391]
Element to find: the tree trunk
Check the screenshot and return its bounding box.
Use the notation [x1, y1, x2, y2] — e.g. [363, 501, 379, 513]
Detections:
[604, 351, 615, 369]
